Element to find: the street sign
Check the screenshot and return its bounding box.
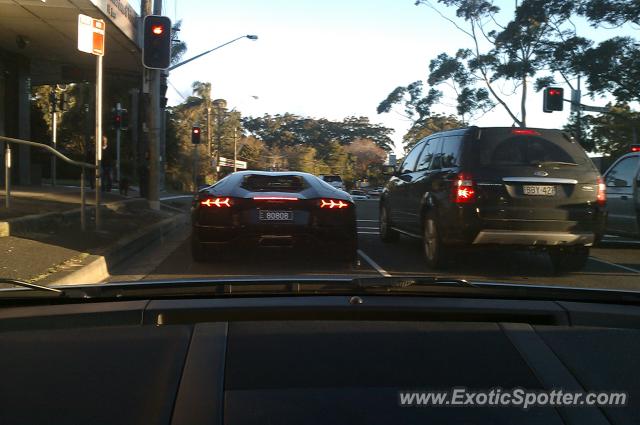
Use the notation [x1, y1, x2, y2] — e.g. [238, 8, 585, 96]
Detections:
[219, 157, 247, 169]
[78, 14, 105, 56]
[581, 105, 610, 113]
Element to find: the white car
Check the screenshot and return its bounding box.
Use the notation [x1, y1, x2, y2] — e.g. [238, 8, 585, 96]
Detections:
[349, 190, 370, 200]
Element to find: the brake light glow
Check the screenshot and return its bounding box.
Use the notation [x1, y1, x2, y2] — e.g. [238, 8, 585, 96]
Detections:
[320, 199, 349, 209]
[631, 145, 640, 152]
[454, 173, 476, 204]
[512, 129, 541, 136]
[200, 197, 232, 208]
[252, 196, 299, 201]
[597, 177, 606, 206]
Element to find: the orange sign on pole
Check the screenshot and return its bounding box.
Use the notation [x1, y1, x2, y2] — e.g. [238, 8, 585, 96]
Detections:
[78, 14, 105, 56]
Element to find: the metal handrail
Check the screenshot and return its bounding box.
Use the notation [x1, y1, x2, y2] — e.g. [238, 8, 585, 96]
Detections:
[0, 136, 95, 169]
[1, 136, 96, 231]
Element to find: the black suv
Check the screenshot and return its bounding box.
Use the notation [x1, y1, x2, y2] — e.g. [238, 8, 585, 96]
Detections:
[380, 127, 607, 272]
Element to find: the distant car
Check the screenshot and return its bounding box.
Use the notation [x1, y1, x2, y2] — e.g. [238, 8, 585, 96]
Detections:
[191, 171, 357, 263]
[318, 174, 345, 191]
[367, 188, 383, 198]
[603, 149, 640, 237]
[349, 190, 370, 200]
[380, 127, 606, 272]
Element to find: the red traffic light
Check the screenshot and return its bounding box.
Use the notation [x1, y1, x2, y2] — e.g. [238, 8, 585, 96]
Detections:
[191, 126, 202, 144]
[143, 15, 172, 69]
[543, 87, 564, 112]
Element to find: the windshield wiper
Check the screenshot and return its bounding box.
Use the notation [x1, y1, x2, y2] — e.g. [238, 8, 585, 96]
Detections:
[530, 161, 578, 167]
[0, 278, 65, 295]
[352, 276, 474, 289]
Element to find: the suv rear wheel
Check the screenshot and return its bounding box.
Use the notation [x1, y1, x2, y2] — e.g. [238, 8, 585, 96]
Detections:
[549, 246, 589, 273]
[380, 205, 399, 243]
[423, 212, 450, 269]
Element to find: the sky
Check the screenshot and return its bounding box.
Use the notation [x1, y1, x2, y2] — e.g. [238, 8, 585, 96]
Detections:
[161, 0, 637, 155]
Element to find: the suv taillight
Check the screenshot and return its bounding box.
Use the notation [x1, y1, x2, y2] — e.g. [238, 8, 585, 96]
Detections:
[453, 173, 476, 204]
[597, 177, 606, 206]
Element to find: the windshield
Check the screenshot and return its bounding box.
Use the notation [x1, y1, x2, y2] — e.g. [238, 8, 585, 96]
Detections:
[477, 134, 589, 167]
[321, 176, 343, 183]
[241, 174, 307, 192]
[1, 0, 638, 297]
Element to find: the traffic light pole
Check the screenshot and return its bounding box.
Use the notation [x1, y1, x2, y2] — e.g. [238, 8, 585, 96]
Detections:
[116, 102, 121, 184]
[147, 0, 162, 211]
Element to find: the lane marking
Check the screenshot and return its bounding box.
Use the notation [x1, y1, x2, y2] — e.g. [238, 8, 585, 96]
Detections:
[358, 226, 379, 230]
[357, 219, 378, 222]
[589, 257, 640, 274]
[600, 239, 640, 245]
[358, 231, 380, 235]
[357, 249, 391, 277]
[160, 195, 194, 201]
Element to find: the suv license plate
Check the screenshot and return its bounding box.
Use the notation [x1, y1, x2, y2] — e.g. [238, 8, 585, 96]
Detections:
[523, 185, 556, 196]
[259, 210, 293, 222]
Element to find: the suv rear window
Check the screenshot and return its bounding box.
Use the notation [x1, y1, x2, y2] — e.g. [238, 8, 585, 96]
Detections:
[476, 129, 589, 167]
[242, 175, 307, 192]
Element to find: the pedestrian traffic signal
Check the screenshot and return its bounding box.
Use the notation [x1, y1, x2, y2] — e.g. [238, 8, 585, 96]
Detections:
[113, 109, 122, 130]
[143, 15, 172, 70]
[543, 87, 564, 112]
[192, 126, 201, 144]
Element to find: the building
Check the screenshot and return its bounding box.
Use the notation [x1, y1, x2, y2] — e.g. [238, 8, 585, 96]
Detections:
[0, 0, 143, 185]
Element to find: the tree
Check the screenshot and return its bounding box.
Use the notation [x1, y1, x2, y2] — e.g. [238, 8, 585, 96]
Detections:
[171, 20, 187, 66]
[345, 138, 387, 180]
[404, 114, 463, 151]
[563, 112, 595, 153]
[414, 0, 582, 127]
[576, 37, 640, 105]
[579, 0, 640, 27]
[585, 104, 640, 158]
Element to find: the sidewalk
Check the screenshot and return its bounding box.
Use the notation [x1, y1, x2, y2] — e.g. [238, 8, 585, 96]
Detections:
[0, 185, 191, 286]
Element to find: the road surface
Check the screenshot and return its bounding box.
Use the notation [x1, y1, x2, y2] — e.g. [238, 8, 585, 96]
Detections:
[108, 199, 640, 291]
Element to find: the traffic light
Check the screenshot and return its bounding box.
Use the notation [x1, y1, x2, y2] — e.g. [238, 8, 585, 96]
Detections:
[543, 87, 564, 112]
[191, 126, 201, 144]
[143, 15, 172, 70]
[113, 109, 122, 130]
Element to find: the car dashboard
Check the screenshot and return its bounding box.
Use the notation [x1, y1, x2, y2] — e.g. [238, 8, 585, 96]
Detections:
[1, 295, 639, 425]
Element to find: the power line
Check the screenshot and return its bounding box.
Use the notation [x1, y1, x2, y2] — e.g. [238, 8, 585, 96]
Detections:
[168, 80, 186, 101]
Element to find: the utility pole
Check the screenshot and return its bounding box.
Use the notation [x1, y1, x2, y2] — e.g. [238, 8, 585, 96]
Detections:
[213, 99, 227, 179]
[207, 105, 212, 157]
[147, 0, 162, 210]
[576, 76, 582, 146]
[233, 126, 237, 172]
